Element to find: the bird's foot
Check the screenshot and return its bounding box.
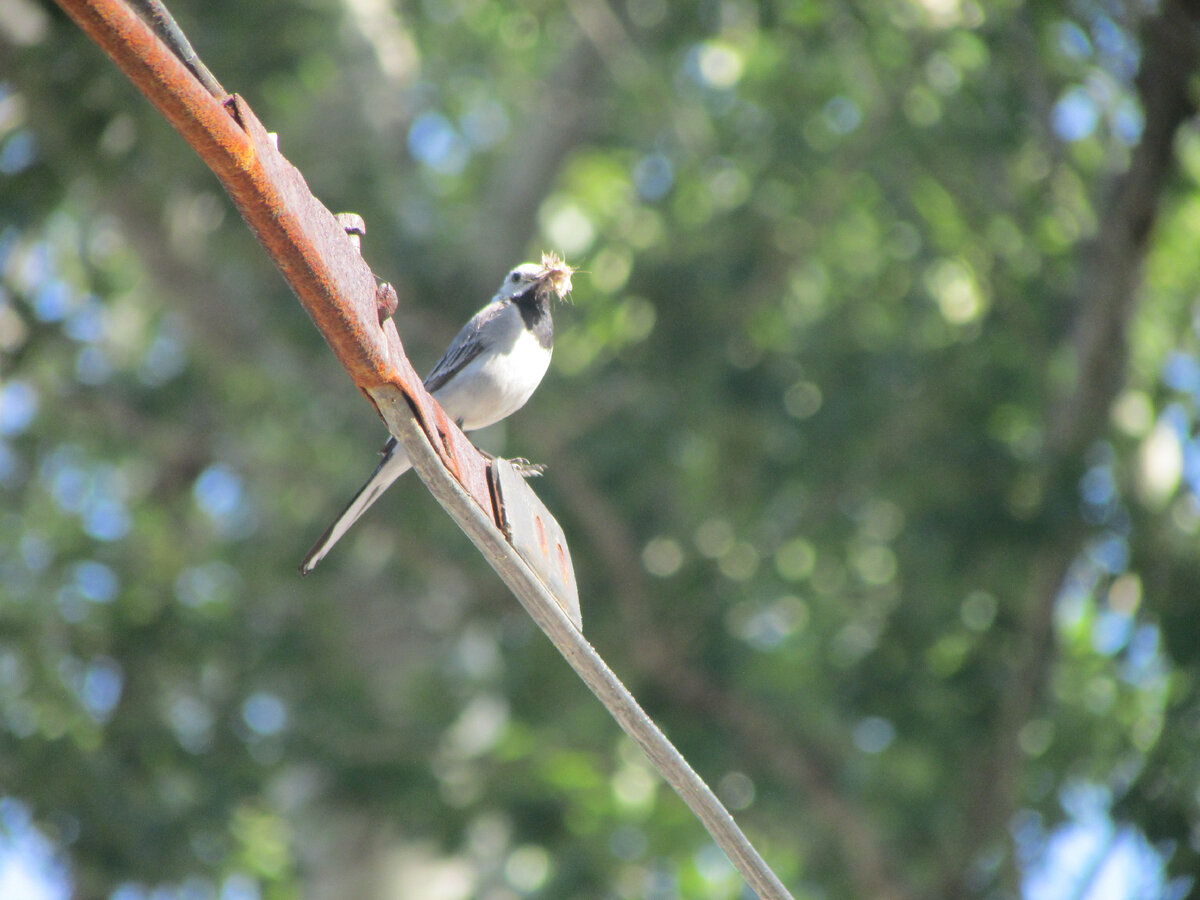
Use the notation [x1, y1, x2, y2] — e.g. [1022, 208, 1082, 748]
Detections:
[484, 452, 546, 477]
[506, 457, 546, 478]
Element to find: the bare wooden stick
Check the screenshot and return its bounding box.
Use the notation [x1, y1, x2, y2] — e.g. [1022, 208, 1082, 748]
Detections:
[369, 387, 794, 900]
[52, 2, 795, 895]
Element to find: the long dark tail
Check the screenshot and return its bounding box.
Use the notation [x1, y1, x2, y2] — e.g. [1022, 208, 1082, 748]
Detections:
[299, 438, 413, 574]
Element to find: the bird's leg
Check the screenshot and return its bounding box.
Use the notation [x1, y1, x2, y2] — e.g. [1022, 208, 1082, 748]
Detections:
[507, 458, 547, 477]
[480, 449, 546, 478]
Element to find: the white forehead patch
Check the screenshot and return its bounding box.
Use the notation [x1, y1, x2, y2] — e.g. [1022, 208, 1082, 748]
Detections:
[499, 262, 543, 295]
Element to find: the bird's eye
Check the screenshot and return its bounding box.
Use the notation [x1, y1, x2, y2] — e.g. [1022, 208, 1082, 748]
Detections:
[509, 272, 521, 283]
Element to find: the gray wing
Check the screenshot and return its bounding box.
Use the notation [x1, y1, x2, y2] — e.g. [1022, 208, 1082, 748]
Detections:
[423, 301, 505, 394]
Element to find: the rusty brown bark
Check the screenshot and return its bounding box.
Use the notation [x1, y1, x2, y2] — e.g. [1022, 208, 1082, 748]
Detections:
[51, 0, 494, 510]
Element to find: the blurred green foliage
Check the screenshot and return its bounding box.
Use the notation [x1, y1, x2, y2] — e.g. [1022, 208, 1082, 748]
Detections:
[2, 0, 1200, 898]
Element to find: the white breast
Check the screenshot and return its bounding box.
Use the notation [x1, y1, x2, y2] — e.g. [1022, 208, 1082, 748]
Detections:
[432, 309, 552, 432]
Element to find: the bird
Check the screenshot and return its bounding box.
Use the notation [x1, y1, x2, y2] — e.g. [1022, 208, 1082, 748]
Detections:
[299, 252, 574, 574]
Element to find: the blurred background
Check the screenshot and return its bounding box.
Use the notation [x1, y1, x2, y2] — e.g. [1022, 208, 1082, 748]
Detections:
[2, 0, 1200, 898]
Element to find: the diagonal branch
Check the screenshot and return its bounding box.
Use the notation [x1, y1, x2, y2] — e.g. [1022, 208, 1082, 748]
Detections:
[954, 2, 1200, 893]
[1047, 1, 1200, 461]
[51, 1, 795, 896]
[373, 390, 794, 900]
[549, 457, 914, 900]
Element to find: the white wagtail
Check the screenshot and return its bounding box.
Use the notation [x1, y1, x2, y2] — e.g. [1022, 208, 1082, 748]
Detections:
[300, 252, 574, 574]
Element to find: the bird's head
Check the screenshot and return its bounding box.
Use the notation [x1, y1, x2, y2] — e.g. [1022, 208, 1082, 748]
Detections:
[497, 251, 575, 303]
